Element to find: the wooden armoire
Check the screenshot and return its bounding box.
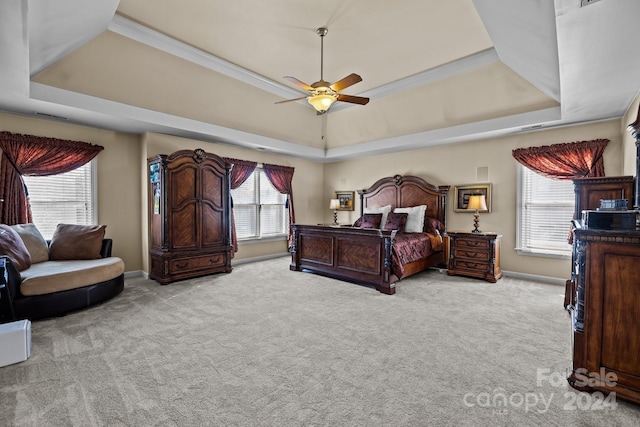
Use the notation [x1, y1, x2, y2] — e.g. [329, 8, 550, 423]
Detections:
[148, 149, 233, 284]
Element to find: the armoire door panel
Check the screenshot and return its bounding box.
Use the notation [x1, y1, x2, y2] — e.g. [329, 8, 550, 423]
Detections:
[201, 165, 224, 209]
[170, 165, 198, 207]
[171, 204, 199, 250]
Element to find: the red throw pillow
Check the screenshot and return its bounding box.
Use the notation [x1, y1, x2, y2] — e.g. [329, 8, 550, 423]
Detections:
[384, 212, 408, 232]
[0, 224, 32, 271]
[354, 213, 383, 229]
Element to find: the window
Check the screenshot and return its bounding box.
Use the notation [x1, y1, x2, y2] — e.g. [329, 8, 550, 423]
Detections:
[231, 167, 288, 240]
[22, 161, 97, 239]
[517, 164, 575, 258]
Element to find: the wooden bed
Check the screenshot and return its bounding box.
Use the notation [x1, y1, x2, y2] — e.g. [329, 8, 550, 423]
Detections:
[290, 175, 449, 294]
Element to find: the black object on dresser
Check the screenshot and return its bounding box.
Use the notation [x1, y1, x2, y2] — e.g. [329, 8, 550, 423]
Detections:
[148, 149, 233, 284]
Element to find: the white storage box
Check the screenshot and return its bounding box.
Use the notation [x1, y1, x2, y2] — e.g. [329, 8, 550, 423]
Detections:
[0, 320, 31, 367]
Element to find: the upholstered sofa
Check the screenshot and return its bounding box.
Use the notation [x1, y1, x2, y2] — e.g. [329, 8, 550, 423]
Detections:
[0, 223, 125, 321]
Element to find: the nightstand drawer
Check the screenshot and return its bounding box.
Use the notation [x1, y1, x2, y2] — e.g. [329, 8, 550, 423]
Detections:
[453, 238, 490, 250]
[449, 258, 489, 272]
[452, 248, 490, 262]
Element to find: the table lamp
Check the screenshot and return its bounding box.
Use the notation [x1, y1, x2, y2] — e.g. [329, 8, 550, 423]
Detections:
[329, 199, 340, 224]
[467, 195, 487, 233]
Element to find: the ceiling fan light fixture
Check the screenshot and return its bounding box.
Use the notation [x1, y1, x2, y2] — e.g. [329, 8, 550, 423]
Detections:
[308, 93, 337, 113]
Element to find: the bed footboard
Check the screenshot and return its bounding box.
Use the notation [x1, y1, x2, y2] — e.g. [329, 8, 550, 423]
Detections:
[290, 224, 397, 294]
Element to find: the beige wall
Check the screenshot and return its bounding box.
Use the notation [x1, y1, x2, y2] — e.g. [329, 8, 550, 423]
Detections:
[323, 120, 624, 280]
[0, 111, 629, 281]
[0, 112, 143, 271]
[139, 132, 324, 273]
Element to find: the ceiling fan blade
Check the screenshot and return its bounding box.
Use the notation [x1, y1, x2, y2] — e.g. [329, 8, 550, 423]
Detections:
[330, 73, 362, 92]
[275, 97, 308, 104]
[283, 76, 314, 91]
[337, 94, 369, 105]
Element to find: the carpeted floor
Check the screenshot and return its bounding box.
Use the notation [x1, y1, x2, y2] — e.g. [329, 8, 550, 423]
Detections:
[1, 257, 639, 426]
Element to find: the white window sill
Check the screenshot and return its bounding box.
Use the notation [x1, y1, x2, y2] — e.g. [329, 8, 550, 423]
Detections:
[238, 235, 288, 245]
[515, 248, 572, 260]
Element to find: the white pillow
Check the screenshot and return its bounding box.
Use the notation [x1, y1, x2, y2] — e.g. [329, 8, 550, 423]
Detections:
[364, 205, 392, 228]
[394, 205, 427, 233]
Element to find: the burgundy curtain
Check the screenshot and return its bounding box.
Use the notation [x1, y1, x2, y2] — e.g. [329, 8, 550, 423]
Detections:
[512, 139, 609, 180]
[223, 157, 257, 255]
[263, 163, 295, 248]
[0, 131, 104, 225]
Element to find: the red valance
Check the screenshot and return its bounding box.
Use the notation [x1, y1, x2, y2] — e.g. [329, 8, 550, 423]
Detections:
[512, 139, 608, 180]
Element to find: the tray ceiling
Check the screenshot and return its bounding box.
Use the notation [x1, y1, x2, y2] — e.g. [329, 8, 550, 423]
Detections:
[1, 0, 639, 161]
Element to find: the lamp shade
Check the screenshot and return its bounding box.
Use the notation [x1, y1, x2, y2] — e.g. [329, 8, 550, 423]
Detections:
[329, 199, 341, 209]
[467, 195, 487, 211]
[308, 94, 337, 112]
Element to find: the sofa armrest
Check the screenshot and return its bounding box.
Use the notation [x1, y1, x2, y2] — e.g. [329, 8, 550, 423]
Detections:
[100, 239, 113, 258]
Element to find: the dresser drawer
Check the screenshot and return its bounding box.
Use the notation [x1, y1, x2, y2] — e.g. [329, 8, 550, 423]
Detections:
[449, 258, 489, 272]
[453, 238, 490, 250]
[170, 253, 225, 273]
[453, 248, 490, 262]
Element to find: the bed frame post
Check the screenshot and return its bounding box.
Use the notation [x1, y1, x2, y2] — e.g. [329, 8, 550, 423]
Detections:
[289, 226, 299, 271]
[378, 231, 396, 295]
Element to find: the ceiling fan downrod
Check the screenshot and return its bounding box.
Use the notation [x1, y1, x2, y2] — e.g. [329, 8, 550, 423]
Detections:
[317, 27, 328, 82]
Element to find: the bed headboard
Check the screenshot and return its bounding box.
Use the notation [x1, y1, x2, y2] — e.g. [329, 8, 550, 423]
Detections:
[358, 175, 450, 228]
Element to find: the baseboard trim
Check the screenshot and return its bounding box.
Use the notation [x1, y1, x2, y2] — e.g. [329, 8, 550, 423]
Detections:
[128, 258, 565, 286]
[124, 270, 146, 279]
[231, 252, 289, 266]
[501, 270, 566, 286]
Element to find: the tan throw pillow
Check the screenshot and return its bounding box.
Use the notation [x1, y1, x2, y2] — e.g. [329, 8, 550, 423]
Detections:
[49, 224, 106, 260]
[0, 224, 32, 271]
[10, 223, 49, 263]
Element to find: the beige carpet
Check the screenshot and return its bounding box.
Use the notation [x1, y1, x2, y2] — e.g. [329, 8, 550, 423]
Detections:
[1, 257, 639, 426]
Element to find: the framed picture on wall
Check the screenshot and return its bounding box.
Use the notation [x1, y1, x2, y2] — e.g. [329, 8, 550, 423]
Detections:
[453, 184, 492, 212]
[334, 191, 355, 211]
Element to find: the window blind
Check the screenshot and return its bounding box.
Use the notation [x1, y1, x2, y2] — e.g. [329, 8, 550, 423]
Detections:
[519, 165, 575, 255]
[231, 167, 288, 239]
[22, 161, 96, 239]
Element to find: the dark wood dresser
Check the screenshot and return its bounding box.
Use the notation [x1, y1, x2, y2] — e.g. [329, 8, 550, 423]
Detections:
[568, 227, 640, 404]
[148, 149, 233, 284]
[565, 176, 635, 307]
[573, 176, 634, 220]
[447, 231, 502, 282]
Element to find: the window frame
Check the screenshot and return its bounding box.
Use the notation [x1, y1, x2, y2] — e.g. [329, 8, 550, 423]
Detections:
[516, 164, 574, 260]
[231, 166, 288, 244]
[22, 159, 98, 239]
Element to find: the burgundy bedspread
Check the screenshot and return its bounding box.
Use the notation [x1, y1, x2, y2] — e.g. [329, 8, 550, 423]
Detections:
[392, 232, 441, 278]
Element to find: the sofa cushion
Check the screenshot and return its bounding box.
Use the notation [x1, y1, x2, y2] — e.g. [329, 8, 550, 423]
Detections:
[10, 223, 49, 263]
[19, 257, 125, 296]
[0, 224, 31, 271]
[49, 224, 106, 260]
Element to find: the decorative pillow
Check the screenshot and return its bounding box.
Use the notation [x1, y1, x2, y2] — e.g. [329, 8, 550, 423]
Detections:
[49, 224, 106, 260]
[364, 205, 392, 228]
[356, 213, 383, 229]
[424, 217, 445, 234]
[0, 224, 32, 271]
[384, 212, 408, 232]
[10, 223, 49, 263]
[393, 205, 427, 233]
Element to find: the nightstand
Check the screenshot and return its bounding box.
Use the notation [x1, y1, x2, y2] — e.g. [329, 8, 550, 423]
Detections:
[446, 231, 502, 282]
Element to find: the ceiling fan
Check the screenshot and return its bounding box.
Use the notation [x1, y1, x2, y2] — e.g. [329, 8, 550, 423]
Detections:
[275, 27, 369, 114]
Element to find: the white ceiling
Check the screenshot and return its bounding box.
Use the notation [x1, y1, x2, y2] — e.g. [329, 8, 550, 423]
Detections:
[1, 0, 639, 162]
